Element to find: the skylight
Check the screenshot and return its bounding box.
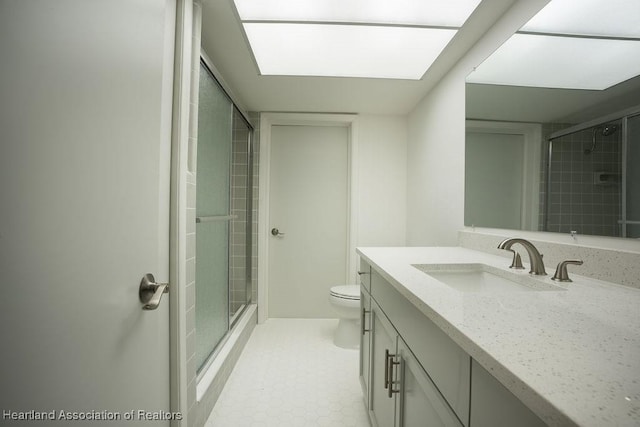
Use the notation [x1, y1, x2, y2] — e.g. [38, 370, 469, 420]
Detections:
[467, 0, 640, 90]
[520, 0, 640, 38]
[233, 0, 482, 80]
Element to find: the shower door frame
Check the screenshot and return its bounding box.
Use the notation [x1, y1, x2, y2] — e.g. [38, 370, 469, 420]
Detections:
[194, 53, 255, 381]
[546, 104, 640, 237]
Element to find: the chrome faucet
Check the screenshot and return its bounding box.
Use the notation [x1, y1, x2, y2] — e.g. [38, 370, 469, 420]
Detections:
[497, 238, 547, 276]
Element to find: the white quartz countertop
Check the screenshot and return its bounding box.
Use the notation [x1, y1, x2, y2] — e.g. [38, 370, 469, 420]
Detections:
[357, 246, 640, 427]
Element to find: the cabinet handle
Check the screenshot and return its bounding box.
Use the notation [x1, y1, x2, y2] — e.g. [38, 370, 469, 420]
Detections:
[357, 271, 370, 276]
[361, 306, 370, 335]
[387, 351, 400, 398]
[384, 349, 391, 389]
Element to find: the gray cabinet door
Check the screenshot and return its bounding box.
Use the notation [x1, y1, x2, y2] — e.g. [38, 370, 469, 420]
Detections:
[370, 301, 397, 427]
[396, 337, 463, 427]
[360, 289, 372, 408]
[470, 360, 546, 427]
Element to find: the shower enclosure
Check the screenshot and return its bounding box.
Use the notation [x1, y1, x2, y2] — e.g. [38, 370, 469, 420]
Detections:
[195, 60, 254, 374]
[544, 108, 640, 238]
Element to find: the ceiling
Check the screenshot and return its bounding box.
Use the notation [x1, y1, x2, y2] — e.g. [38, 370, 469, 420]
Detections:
[200, 0, 518, 115]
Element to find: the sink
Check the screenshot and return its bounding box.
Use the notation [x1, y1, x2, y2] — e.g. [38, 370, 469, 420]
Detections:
[413, 263, 564, 293]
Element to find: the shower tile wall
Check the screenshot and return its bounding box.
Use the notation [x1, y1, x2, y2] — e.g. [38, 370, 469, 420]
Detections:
[249, 113, 260, 304]
[230, 112, 260, 315]
[539, 122, 622, 237]
[230, 112, 249, 316]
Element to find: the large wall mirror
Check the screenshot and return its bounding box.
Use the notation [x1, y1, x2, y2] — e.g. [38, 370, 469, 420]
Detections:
[465, 0, 640, 238]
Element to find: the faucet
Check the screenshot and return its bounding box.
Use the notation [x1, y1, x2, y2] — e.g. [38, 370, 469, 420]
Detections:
[497, 238, 547, 276]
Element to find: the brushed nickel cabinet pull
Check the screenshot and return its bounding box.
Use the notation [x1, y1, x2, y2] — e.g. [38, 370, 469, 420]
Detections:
[387, 353, 400, 398]
[361, 307, 370, 335]
[384, 349, 391, 390]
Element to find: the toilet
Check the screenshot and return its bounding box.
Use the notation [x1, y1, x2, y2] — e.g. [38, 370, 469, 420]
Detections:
[328, 285, 361, 349]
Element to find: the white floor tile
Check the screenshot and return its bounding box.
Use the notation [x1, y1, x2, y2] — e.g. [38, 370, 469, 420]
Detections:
[205, 318, 371, 427]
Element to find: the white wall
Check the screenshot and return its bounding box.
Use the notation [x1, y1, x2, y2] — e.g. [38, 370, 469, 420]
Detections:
[407, 73, 467, 246]
[357, 115, 407, 247]
[406, 0, 550, 246]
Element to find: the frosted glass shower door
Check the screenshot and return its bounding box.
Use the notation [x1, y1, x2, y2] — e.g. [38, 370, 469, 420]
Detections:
[195, 63, 232, 372]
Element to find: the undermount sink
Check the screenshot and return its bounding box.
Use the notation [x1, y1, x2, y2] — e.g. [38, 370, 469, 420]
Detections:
[413, 263, 564, 293]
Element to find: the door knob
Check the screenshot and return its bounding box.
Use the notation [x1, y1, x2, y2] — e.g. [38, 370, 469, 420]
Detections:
[271, 228, 285, 237]
[139, 273, 169, 310]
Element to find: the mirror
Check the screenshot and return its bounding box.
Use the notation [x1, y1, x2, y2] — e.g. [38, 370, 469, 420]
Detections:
[464, 2, 640, 238]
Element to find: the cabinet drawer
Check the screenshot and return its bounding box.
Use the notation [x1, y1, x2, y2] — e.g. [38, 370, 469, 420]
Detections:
[359, 258, 371, 292]
[371, 269, 470, 426]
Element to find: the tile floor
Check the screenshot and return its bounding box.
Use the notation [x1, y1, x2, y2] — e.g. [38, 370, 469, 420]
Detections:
[205, 318, 371, 427]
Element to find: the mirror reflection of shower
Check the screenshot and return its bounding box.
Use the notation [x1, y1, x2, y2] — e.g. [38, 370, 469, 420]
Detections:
[543, 109, 640, 238]
[584, 124, 618, 155]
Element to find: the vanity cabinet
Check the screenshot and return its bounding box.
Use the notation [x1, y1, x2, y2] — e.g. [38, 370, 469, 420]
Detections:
[362, 265, 467, 427]
[470, 360, 546, 427]
[368, 297, 463, 427]
[370, 268, 470, 426]
[360, 258, 550, 427]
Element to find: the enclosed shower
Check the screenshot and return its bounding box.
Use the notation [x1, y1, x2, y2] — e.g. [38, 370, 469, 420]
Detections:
[544, 109, 640, 238]
[195, 60, 255, 375]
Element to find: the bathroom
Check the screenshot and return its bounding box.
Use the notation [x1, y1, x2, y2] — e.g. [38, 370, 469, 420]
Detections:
[1, 0, 639, 426]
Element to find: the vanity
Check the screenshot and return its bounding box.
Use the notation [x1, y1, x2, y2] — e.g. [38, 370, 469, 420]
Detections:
[357, 246, 640, 427]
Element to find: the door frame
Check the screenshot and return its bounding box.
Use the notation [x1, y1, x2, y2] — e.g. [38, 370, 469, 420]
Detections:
[258, 113, 359, 323]
[168, 1, 197, 425]
[465, 120, 542, 231]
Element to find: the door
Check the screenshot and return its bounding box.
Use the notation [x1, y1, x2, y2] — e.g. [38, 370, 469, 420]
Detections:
[268, 125, 349, 317]
[360, 289, 372, 407]
[195, 63, 232, 372]
[0, 1, 174, 424]
[369, 302, 397, 427]
[465, 131, 524, 229]
[396, 338, 463, 427]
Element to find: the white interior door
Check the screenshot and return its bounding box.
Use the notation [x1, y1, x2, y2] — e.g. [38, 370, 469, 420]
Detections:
[0, 1, 174, 424]
[268, 125, 349, 318]
[465, 131, 525, 229]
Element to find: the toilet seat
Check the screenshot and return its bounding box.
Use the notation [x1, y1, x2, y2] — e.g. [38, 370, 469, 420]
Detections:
[330, 285, 360, 300]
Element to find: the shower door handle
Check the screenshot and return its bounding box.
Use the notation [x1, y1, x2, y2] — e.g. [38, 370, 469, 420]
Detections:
[139, 273, 169, 310]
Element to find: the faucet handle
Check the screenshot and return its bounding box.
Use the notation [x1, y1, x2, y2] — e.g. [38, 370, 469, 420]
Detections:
[552, 260, 583, 282]
[507, 249, 524, 270]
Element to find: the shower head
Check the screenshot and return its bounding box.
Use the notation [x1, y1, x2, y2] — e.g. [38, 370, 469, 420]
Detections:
[584, 124, 618, 154]
[601, 124, 618, 136]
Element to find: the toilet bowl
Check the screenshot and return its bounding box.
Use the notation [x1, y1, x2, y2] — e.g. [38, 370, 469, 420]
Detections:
[328, 285, 361, 349]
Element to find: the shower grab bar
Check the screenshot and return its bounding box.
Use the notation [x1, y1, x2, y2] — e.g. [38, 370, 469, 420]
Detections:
[196, 215, 238, 223]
